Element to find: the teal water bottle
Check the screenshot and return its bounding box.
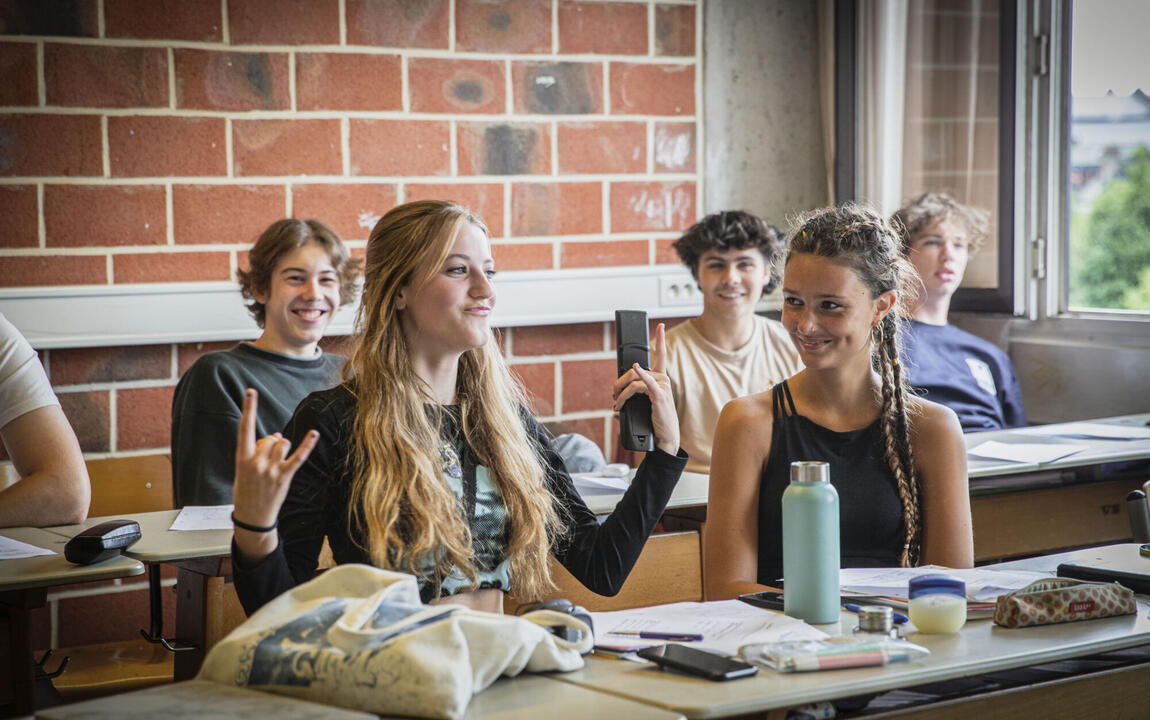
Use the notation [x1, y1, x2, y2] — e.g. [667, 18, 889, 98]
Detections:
[782, 461, 840, 624]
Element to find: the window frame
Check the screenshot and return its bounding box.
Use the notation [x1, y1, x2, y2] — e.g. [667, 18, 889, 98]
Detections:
[1025, 0, 1150, 333]
[835, 0, 1019, 315]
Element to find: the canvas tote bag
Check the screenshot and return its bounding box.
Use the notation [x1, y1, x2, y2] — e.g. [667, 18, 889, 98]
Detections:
[198, 564, 592, 720]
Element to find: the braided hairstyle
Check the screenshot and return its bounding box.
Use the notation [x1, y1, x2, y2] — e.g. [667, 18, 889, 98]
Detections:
[786, 204, 923, 566]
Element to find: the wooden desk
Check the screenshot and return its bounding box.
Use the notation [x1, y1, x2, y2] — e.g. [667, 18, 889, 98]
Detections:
[551, 547, 1150, 719]
[48, 510, 233, 681]
[1, 527, 144, 717]
[580, 414, 1150, 561]
[36, 674, 687, 720]
[965, 413, 1150, 560]
[580, 470, 709, 516]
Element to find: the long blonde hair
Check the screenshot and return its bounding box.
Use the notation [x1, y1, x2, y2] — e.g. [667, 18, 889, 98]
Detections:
[344, 200, 562, 598]
[787, 204, 923, 567]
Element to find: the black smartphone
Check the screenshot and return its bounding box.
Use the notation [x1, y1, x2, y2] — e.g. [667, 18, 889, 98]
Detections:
[615, 309, 655, 452]
[738, 591, 785, 611]
[636, 644, 758, 681]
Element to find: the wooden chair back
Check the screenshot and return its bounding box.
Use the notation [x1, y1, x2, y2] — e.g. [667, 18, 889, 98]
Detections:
[504, 530, 703, 613]
[86, 454, 173, 517]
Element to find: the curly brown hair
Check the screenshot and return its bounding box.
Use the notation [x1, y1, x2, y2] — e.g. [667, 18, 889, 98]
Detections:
[891, 192, 990, 255]
[236, 218, 363, 328]
[672, 210, 786, 295]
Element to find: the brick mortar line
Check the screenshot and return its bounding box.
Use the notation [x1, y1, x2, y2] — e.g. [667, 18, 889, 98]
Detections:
[167, 47, 176, 109]
[338, 0, 347, 46]
[288, 52, 297, 113]
[54, 377, 182, 393]
[36, 183, 46, 248]
[224, 117, 234, 178]
[100, 116, 110, 177]
[221, 0, 230, 44]
[648, 0, 656, 57]
[0, 232, 684, 255]
[512, 350, 614, 363]
[646, 119, 655, 174]
[164, 183, 174, 245]
[340, 117, 351, 176]
[601, 180, 610, 234]
[537, 410, 615, 423]
[108, 385, 117, 451]
[552, 357, 562, 414]
[0, 246, 256, 256]
[0, 175, 697, 187]
[551, 0, 559, 55]
[448, 0, 456, 53]
[35, 42, 46, 106]
[400, 55, 410, 113]
[0, 108, 699, 122]
[5, 37, 699, 64]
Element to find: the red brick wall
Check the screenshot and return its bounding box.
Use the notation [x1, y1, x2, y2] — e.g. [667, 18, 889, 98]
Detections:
[2, 0, 699, 646]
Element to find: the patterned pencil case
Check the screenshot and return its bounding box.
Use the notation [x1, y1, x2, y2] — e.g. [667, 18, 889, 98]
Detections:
[993, 577, 1135, 628]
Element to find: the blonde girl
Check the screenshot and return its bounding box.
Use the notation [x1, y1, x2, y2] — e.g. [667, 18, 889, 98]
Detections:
[231, 201, 685, 613]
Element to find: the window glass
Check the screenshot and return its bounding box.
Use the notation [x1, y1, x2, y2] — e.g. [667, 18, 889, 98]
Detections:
[902, 0, 1001, 289]
[1067, 0, 1150, 312]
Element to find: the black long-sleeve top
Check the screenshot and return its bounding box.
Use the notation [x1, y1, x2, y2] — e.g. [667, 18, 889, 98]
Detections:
[233, 384, 687, 614]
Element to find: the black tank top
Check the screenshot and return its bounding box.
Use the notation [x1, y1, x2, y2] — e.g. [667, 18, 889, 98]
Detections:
[756, 380, 904, 585]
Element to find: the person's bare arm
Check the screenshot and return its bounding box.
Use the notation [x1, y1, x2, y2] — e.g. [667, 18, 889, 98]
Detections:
[0, 405, 90, 528]
[913, 399, 974, 568]
[703, 395, 776, 600]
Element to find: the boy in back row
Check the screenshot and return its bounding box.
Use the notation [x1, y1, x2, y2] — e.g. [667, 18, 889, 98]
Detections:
[171, 219, 362, 507]
[665, 211, 803, 474]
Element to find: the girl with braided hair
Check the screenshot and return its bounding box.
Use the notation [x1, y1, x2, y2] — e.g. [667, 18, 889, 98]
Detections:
[704, 203, 972, 599]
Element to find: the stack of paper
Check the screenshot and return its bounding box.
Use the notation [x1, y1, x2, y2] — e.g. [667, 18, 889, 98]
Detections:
[591, 599, 827, 658]
[838, 566, 1050, 618]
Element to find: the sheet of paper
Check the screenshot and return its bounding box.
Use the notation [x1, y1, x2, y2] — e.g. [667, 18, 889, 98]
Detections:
[0, 535, 56, 559]
[591, 599, 827, 657]
[839, 566, 1050, 603]
[571, 474, 631, 493]
[967, 440, 1088, 464]
[1023, 422, 1150, 440]
[169, 505, 234, 531]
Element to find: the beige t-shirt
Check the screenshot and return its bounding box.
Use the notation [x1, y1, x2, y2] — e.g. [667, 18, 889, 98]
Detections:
[666, 315, 802, 474]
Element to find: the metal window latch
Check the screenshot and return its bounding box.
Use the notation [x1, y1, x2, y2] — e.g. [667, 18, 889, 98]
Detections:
[1035, 33, 1050, 76]
[1033, 236, 1047, 280]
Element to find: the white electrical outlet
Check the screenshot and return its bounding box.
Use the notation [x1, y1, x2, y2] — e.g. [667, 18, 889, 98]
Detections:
[659, 274, 702, 307]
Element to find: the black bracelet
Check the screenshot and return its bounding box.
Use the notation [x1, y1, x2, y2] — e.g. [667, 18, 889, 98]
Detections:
[231, 512, 277, 533]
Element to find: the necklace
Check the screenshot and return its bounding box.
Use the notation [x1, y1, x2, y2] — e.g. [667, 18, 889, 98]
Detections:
[438, 440, 462, 479]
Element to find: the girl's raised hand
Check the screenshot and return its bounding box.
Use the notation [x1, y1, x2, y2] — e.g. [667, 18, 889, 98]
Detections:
[232, 389, 317, 544]
[612, 323, 680, 455]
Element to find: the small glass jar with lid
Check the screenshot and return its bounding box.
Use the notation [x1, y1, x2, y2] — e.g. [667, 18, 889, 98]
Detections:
[907, 574, 967, 634]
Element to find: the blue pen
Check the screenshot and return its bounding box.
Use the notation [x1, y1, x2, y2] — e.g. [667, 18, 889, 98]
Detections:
[843, 603, 909, 625]
[608, 631, 704, 642]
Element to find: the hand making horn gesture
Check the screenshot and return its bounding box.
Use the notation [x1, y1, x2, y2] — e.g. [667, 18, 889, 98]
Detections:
[231, 389, 318, 557]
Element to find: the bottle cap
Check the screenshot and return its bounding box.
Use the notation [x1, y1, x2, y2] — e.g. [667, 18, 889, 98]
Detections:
[790, 461, 829, 484]
[908, 573, 966, 599]
[855, 605, 893, 633]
